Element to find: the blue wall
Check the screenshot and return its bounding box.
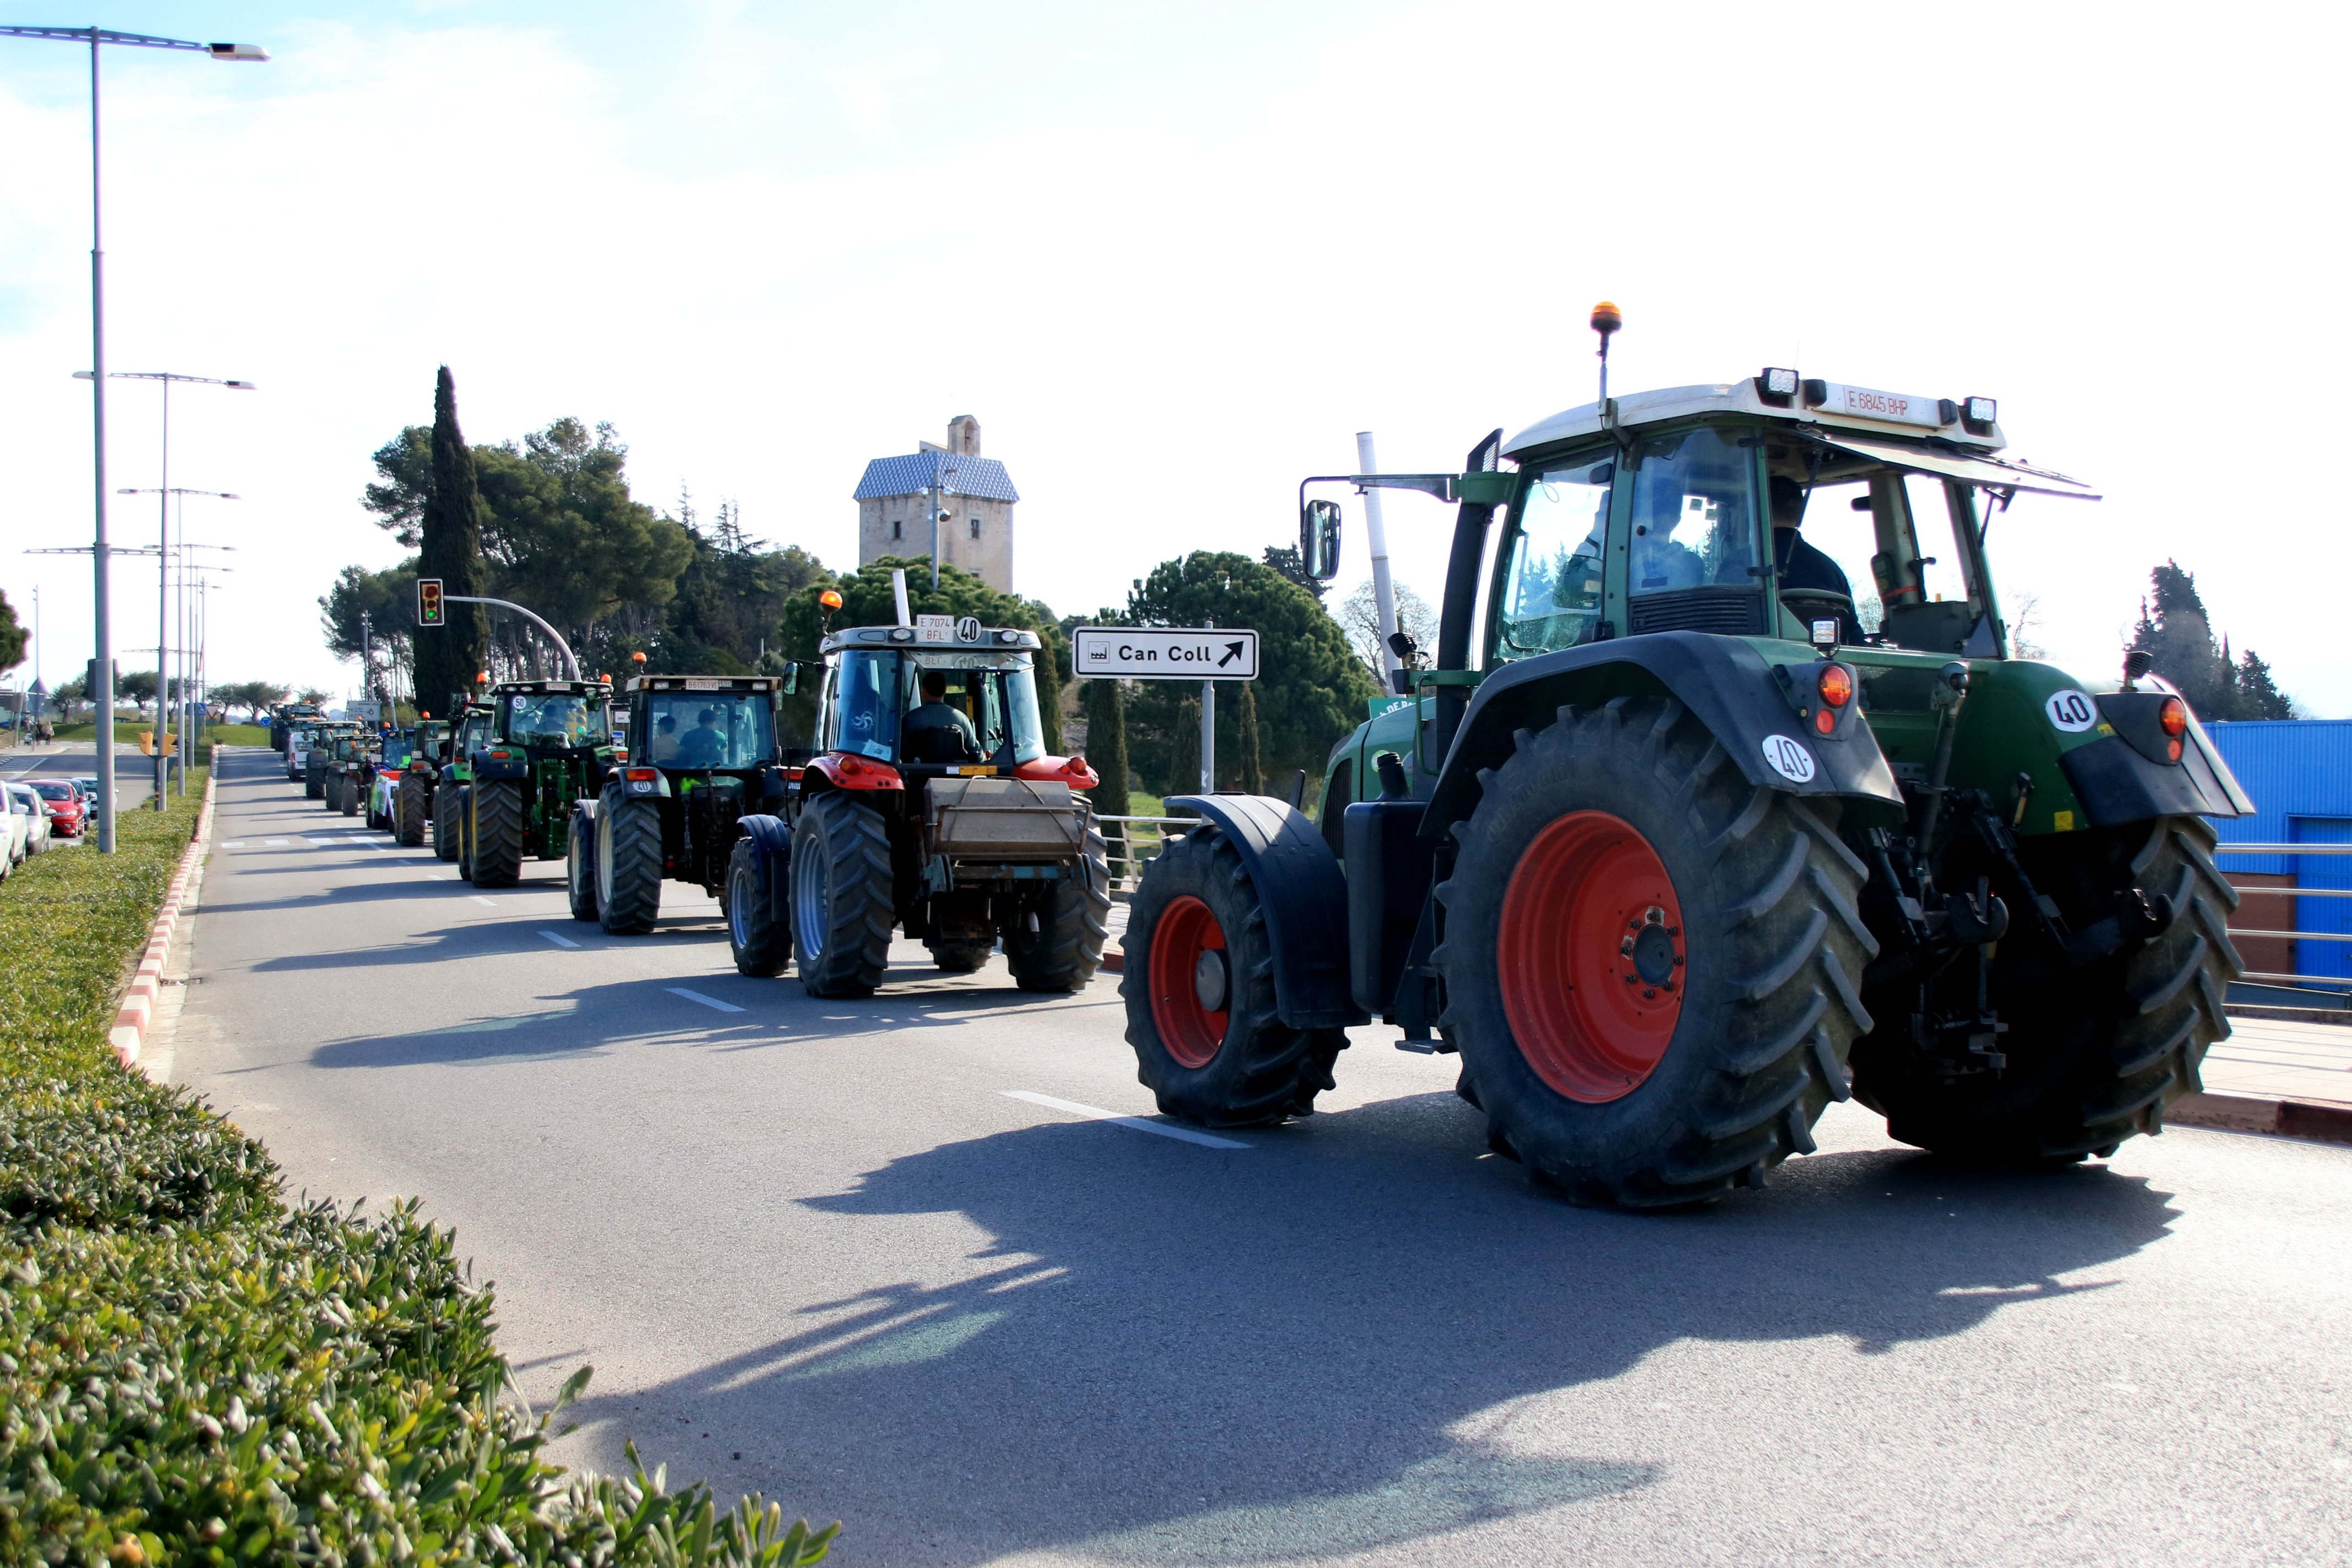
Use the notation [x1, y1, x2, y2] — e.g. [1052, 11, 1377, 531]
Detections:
[2206, 720, 2352, 986]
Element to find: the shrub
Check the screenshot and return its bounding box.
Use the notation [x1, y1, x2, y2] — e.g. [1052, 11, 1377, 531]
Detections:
[0, 775, 836, 1565]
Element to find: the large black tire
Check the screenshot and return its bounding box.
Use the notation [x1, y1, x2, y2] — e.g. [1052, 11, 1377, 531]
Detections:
[727, 837, 793, 977]
[396, 773, 429, 847]
[567, 807, 600, 923]
[1852, 814, 2242, 1161]
[433, 778, 464, 862]
[1120, 824, 1347, 1125]
[927, 940, 995, 973]
[470, 780, 525, 888]
[1005, 818, 1113, 992]
[791, 792, 896, 998]
[1434, 697, 1877, 1207]
[341, 774, 361, 816]
[596, 793, 664, 935]
[453, 786, 475, 880]
[305, 754, 326, 799]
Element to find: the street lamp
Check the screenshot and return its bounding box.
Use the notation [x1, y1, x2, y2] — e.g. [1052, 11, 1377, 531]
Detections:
[118, 486, 235, 804]
[1, 25, 269, 850]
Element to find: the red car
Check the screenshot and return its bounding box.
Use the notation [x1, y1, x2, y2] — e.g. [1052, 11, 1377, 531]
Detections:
[29, 780, 85, 839]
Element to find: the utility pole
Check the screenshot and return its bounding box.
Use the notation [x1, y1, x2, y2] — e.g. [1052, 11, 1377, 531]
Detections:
[360, 609, 374, 708]
[1200, 621, 1216, 794]
[1357, 431, 1401, 690]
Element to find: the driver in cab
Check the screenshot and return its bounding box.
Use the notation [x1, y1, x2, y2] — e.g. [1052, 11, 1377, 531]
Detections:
[1771, 476, 1863, 643]
[902, 671, 980, 761]
[673, 706, 729, 768]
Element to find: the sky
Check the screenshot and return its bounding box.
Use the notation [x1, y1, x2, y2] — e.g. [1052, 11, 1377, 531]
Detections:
[3, 1, 2348, 712]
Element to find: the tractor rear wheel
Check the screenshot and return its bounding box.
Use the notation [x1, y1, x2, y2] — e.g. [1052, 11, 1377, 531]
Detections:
[433, 779, 464, 862]
[727, 837, 793, 977]
[596, 794, 664, 934]
[470, 780, 525, 888]
[566, 807, 600, 922]
[1435, 697, 1877, 1207]
[452, 787, 475, 879]
[341, 775, 361, 816]
[1121, 824, 1345, 1125]
[1005, 819, 1113, 992]
[396, 773, 429, 847]
[305, 765, 324, 801]
[1851, 814, 2241, 1162]
[791, 792, 896, 998]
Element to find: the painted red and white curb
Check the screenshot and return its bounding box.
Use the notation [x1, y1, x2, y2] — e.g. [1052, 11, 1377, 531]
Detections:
[2169, 1090, 2352, 1147]
[110, 766, 216, 1070]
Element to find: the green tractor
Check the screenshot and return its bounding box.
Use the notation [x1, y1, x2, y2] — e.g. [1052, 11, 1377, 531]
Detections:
[319, 729, 380, 817]
[303, 722, 363, 801]
[392, 718, 450, 847]
[430, 701, 496, 862]
[453, 679, 618, 888]
[567, 673, 791, 939]
[1119, 329, 2249, 1205]
[726, 622, 1112, 994]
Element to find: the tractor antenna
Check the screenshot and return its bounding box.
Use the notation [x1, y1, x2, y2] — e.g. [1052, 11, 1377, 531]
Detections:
[1591, 301, 1623, 405]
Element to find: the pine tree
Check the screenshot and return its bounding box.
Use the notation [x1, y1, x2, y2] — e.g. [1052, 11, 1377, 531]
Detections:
[2235, 648, 2295, 720]
[412, 367, 488, 715]
[2122, 559, 2296, 720]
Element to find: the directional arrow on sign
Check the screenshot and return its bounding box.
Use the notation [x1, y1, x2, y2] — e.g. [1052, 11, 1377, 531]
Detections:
[1070, 627, 1259, 680]
[1218, 641, 1245, 668]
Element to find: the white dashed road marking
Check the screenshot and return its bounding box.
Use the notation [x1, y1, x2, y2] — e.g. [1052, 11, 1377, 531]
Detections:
[1000, 1090, 1251, 1149]
[471, 896, 498, 907]
[540, 930, 582, 949]
[263, 839, 288, 846]
[667, 987, 745, 1014]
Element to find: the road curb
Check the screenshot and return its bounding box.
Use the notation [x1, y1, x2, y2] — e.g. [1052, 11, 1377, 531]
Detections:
[2169, 1090, 2352, 1147]
[110, 765, 216, 1070]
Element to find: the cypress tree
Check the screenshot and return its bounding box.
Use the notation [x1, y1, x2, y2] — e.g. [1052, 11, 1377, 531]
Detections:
[412, 367, 488, 715]
[1169, 698, 1200, 795]
[1083, 678, 1132, 887]
[1233, 681, 1264, 794]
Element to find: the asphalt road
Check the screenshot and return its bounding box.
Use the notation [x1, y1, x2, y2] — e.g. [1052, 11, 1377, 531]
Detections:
[2, 741, 164, 823]
[175, 748, 2352, 1567]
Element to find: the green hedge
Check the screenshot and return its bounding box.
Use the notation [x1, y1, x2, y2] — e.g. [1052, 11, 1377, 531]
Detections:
[0, 775, 836, 1565]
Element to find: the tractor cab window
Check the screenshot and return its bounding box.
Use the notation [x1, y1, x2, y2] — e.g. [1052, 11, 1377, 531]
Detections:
[1626, 426, 1766, 633]
[907, 656, 1046, 766]
[1495, 459, 1611, 660]
[503, 694, 611, 748]
[820, 650, 905, 761]
[379, 736, 414, 768]
[1760, 443, 1996, 655]
[640, 692, 775, 769]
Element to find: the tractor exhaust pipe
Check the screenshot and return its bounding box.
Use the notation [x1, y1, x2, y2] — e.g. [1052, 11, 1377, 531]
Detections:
[892, 568, 912, 628]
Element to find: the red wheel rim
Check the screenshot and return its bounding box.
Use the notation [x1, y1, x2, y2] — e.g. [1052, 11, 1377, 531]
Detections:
[1498, 810, 1685, 1103]
[1149, 895, 1228, 1069]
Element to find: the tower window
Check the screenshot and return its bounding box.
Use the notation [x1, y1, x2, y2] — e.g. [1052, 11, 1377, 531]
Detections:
[968, 517, 982, 540]
[890, 519, 903, 540]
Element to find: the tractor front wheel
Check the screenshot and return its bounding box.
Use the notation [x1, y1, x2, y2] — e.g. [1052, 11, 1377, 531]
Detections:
[396, 773, 429, 847]
[727, 837, 793, 977]
[470, 780, 525, 888]
[1005, 818, 1113, 993]
[927, 940, 995, 973]
[566, 807, 600, 923]
[1435, 696, 1877, 1207]
[791, 792, 896, 998]
[341, 775, 361, 816]
[1120, 824, 1344, 1125]
[434, 779, 464, 862]
[596, 794, 664, 935]
[1852, 814, 2241, 1162]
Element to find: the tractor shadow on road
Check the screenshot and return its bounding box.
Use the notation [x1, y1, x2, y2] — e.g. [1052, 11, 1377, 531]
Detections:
[563, 1095, 2179, 1564]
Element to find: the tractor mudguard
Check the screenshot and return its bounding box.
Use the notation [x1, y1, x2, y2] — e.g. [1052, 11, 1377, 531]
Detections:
[738, 812, 794, 929]
[1421, 630, 1904, 840]
[1166, 793, 1368, 1031]
[471, 753, 530, 783]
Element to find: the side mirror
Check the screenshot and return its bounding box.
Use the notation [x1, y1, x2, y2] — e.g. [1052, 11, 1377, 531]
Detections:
[1300, 498, 1343, 581]
[781, 665, 799, 696]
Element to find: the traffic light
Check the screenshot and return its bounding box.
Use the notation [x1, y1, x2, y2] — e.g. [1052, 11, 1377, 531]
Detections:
[417, 578, 445, 627]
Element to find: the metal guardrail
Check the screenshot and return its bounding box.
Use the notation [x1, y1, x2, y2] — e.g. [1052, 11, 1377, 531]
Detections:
[2213, 842, 2352, 1003]
[1096, 813, 1200, 883]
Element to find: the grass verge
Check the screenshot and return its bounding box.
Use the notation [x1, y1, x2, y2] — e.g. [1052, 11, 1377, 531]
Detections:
[0, 771, 837, 1565]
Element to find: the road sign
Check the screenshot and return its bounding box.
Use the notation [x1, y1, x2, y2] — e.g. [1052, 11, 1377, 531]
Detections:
[1072, 627, 1259, 680]
[417, 578, 444, 627]
[347, 699, 382, 722]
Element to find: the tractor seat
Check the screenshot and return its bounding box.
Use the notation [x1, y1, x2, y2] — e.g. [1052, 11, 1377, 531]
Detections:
[903, 722, 980, 765]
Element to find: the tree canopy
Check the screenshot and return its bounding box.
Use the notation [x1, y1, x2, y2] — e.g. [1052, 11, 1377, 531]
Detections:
[409, 367, 489, 713]
[0, 590, 24, 673]
[2128, 560, 2295, 721]
[1099, 549, 1378, 792]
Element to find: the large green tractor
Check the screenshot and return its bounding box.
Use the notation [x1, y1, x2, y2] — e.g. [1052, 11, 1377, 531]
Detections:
[455, 679, 618, 888]
[568, 673, 791, 940]
[431, 702, 496, 862]
[1120, 330, 2250, 1205]
[393, 718, 450, 847]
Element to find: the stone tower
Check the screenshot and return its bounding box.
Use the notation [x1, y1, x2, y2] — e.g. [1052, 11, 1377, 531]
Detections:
[853, 415, 1018, 592]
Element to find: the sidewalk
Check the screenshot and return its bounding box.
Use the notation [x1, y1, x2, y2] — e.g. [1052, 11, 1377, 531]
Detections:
[2202, 1016, 2352, 1108]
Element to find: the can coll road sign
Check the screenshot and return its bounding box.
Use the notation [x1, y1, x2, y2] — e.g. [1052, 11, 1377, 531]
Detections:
[1072, 627, 1259, 680]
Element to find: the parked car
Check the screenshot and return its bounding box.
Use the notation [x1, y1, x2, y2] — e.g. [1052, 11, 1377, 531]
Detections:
[28, 780, 85, 839]
[8, 783, 54, 858]
[2, 783, 37, 870]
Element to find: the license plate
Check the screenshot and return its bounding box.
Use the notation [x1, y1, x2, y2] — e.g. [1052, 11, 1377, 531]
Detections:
[950, 765, 997, 776]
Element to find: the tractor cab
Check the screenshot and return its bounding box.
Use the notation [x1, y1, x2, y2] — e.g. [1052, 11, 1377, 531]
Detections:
[813, 625, 1056, 780]
[628, 676, 781, 774]
[484, 679, 614, 760]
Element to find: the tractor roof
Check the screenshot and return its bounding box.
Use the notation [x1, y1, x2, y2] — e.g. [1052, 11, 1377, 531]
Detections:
[626, 674, 781, 694]
[1504, 375, 2098, 500]
[822, 624, 1042, 656]
[488, 678, 612, 698]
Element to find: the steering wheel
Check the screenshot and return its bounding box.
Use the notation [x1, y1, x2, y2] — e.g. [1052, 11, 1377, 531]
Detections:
[1780, 589, 1858, 640]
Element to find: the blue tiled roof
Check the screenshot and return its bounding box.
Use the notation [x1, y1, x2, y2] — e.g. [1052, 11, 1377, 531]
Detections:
[853, 451, 1019, 504]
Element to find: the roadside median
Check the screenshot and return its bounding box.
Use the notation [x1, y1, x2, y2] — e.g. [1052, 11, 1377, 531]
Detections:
[0, 757, 838, 1565]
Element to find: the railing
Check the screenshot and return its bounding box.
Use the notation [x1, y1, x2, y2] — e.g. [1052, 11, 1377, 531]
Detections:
[1096, 813, 1201, 885]
[2213, 842, 2352, 1006]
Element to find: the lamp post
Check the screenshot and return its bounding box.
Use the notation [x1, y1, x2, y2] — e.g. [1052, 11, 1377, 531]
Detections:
[118, 487, 235, 803]
[2, 26, 267, 847]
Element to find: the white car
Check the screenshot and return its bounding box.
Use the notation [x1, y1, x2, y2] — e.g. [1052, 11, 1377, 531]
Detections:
[13, 783, 54, 857]
[1, 782, 39, 872]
